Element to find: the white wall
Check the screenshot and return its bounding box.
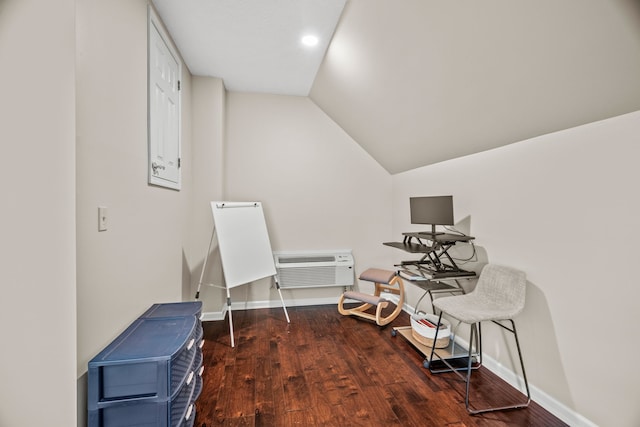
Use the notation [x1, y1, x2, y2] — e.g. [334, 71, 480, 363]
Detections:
[0, 0, 77, 425]
[75, 2, 193, 425]
[312, 0, 640, 175]
[391, 111, 640, 427]
[223, 93, 393, 307]
[187, 76, 227, 312]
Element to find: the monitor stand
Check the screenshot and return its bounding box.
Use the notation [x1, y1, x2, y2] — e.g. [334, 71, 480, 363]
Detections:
[419, 224, 444, 236]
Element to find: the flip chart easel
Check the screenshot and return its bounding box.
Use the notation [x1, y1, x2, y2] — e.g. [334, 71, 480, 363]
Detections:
[195, 201, 290, 347]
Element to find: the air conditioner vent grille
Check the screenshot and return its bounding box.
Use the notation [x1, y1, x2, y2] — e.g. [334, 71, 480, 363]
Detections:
[278, 256, 335, 264]
[279, 267, 337, 287]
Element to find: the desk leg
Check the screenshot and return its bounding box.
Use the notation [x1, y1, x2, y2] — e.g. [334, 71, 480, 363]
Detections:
[414, 290, 431, 314]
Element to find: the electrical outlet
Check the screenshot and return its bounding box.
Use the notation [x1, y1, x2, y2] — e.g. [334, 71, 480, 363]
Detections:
[98, 206, 108, 231]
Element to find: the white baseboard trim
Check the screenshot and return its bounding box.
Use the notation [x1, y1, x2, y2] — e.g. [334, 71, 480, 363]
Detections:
[201, 297, 594, 427]
[200, 296, 341, 322]
[200, 311, 225, 322]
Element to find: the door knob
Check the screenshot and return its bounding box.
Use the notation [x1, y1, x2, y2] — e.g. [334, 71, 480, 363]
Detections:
[151, 161, 166, 175]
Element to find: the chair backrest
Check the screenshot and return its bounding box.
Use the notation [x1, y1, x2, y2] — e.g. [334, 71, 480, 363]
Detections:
[474, 264, 527, 315]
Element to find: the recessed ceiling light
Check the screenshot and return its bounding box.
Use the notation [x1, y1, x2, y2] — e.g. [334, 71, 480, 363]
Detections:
[301, 35, 319, 47]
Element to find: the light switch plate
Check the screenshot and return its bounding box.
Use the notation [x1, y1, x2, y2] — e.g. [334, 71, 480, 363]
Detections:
[98, 206, 108, 231]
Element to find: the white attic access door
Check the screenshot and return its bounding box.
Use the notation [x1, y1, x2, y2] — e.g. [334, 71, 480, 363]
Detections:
[148, 6, 181, 190]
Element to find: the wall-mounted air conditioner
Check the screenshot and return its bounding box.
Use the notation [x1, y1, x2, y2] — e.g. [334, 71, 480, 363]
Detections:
[273, 250, 354, 289]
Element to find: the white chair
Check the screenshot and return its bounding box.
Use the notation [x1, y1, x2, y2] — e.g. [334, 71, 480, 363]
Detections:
[428, 264, 531, 414]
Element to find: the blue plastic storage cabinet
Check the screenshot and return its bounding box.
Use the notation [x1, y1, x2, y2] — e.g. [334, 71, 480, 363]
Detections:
[140, 301, 202, 319]
[88, 302, 203, 427]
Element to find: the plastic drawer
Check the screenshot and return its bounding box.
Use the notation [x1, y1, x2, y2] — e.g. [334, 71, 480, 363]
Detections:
[168, 324, 202, 393]
[140, 301, 202, 319]
[88, 370, 196, 427]
[88, 316, 198, 405]
[192, 367, 203, 403]
[181, 405, 196, 427]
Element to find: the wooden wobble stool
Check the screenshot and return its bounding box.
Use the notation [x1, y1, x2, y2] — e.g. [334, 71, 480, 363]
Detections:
[338, 268, 404, 326]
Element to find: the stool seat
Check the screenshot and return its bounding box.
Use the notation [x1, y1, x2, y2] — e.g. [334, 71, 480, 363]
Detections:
[358, 268, 397, 284]
[342, 291, 388, 306]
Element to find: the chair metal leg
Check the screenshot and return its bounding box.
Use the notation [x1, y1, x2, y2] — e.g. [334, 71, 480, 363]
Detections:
[427, 312, 444, 372]
[464, 322, 478, 411]
[465, 319, 531, 414]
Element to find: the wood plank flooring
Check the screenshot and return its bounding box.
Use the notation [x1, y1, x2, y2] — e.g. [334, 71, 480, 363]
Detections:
[195, 305, 567, 427]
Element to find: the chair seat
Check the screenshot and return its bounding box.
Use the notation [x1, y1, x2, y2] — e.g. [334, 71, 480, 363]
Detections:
[434, 293, 523, 324]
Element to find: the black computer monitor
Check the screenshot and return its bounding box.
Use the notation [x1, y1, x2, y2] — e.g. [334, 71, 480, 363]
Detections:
[409, 195, 454, 235]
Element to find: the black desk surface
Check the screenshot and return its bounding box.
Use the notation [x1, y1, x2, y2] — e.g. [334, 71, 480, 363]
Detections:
[384, 233, 474, 253]
[401, 232, 475, 243]
[383, 241, 432, 253]
[384, 232, 476, 279]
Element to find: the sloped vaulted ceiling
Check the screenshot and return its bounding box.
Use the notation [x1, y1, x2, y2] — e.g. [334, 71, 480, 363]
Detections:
[310, 0, 640, 174]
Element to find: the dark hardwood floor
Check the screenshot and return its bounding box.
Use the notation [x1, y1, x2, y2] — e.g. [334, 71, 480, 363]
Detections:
[195, 305, 566, 427]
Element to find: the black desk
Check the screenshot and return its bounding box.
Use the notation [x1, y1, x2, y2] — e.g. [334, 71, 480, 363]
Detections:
[388, 232, 479, 367]
[401, 231, 475, 244]
[384, 231, 477, 313]
[384, 232, 476, 277]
